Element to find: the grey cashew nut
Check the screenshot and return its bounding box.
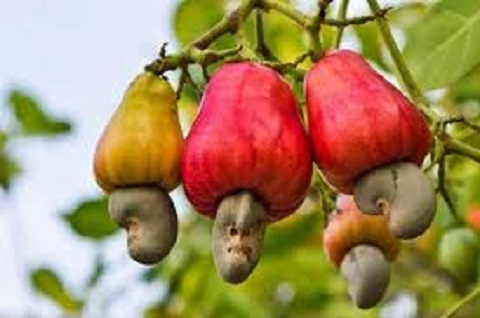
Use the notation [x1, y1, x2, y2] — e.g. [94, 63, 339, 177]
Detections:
[340, 244, 391, 309]
[109, 186, 178, 265]
[353, 162, 436, 239]
[212, 191, 266, 284]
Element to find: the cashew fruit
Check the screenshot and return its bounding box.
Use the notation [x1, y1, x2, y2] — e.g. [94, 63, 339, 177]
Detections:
[340, 245, 391, 309]
[305, 49, 431, 194]
[94, 72, 183, 193]
[323, 195, 400, 267]
[324, 195, 398, 309]
[305, 50, 435, 239]
[93, 72, 183, 264]
[182, 62, 312, 283]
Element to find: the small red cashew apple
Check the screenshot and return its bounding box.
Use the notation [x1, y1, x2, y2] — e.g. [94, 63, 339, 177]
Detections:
[324, 195, 400, 309]
[306, 49, 435, 239]
[182, 62, 312, 284]
[94, 72, 183, 264]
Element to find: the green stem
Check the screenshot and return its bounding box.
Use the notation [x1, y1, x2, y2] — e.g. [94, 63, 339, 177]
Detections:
[445, 137, 480, 162]
[261, 0, 309, 27]
[254, 9, 277, 61]
[366, 0, 424, 106]
[334, 0, 349, 48]
[440, 287, 480, 318]
[193, 0, 256, 49]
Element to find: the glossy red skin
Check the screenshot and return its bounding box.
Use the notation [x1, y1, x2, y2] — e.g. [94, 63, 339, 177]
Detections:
[305, 50, 431, 193]
[182, 62, 312, 222]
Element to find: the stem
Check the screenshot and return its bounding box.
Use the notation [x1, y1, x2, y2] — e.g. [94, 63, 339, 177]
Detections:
[445, 137, 480, 162]
[437, 155, 459, 223]
[440, 287, 480, 318]
[334, 0, 349, 48]
[261, 0, 309, 27]
[193, 0, 257, 49]
[366, 0, 424, 105]
[327, 6, 391, 27]
[254, 9, 276, 61]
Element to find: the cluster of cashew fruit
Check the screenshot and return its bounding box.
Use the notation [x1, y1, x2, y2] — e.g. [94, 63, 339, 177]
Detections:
[308, 50, 436, 308]
[93, 49, 437, 308]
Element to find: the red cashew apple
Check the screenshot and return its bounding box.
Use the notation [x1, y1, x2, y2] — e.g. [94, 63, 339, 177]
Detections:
[324, 195, 400, 309]
[306, 49, 435, 239]
[182, 62, 312, 283]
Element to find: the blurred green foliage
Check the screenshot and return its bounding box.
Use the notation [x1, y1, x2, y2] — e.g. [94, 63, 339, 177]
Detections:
[30, 268, 83, 313]
[63, 197, 118, 240]
[3, 0, 480, 317]
[7, 89, 71, 136]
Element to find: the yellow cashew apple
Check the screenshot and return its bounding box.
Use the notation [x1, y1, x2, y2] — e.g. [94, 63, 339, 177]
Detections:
[93, 72, 183, 265]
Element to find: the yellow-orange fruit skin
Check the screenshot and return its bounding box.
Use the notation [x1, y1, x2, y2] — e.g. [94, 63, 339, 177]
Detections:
[323, 195, 400, 267]
[94, 72, 183, 193]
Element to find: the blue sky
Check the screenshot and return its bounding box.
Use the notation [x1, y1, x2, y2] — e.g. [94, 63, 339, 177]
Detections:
[0, 0, 395, 316]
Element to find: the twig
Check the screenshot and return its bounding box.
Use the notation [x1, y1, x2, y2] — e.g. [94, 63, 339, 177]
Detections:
[326, 6, 391, 27]
[442, 115, 480, 133]
[254, 9, 277, 61]
[437, 155, 459, 223]
[193, 0, 257, 49]
[334, 0, 349, 48]
[440, 287, 480, 318]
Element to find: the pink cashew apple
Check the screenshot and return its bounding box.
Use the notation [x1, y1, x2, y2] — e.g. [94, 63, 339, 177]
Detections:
[306, 50, 435, 239]
[182, 62, 312, 283]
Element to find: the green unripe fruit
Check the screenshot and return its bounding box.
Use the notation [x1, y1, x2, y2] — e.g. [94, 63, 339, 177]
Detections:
[438, 227, 479, 284]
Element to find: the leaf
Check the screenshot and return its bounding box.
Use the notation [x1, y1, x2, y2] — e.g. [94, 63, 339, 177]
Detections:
[6, 89, 71, 136]
[353, 23, 389, 71]
[449, 66, 480, 102]
[388, 2, 430, 28]
[261, 10, 307, 62]
[174, 0, 232, 49]
[30, 268, 83, 312]
[263, 212, 322, 257]
[404, 0, 480, 91]
[0, 152, 21, 191]
[63, 197, 118, 240]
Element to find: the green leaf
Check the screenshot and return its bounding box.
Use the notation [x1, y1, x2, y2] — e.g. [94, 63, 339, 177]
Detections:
[174, 0, 231, 49]
[7, 89, 71, 136]
[263, 212, 321, 257]
[261, 10, 307, 62]
[450, 67, 480, 102]
[353, 23, 388, 71]
[388, 2, 430, 28]
[404, 0, 480, 91]
[0, 152, 21, 191]
[63, 197, 118, 240]
[30, 268, 83, 312]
